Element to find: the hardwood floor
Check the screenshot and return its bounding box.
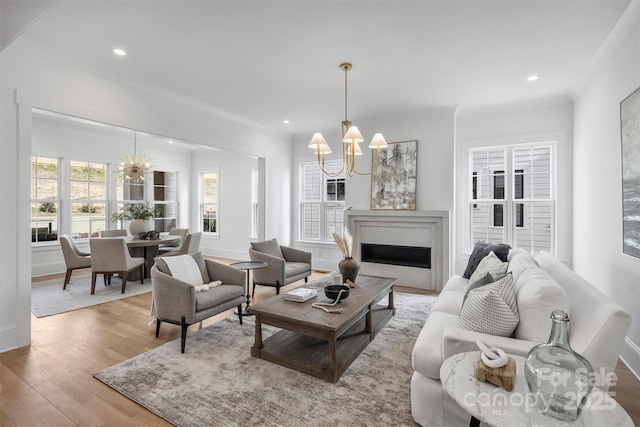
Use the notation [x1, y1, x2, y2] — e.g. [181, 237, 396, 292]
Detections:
[2, 260, 639, 426]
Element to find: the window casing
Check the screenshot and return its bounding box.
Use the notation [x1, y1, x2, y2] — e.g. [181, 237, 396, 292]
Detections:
[470, 144, 554, 254]
[201, 171, 218, 234]
[251, 167, 258, 239]
[300, 161, 345, 242]
[31, 156, 60, 242]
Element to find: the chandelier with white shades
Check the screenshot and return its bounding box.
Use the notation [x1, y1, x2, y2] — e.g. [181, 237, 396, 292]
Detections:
[308, 63, 388, 177]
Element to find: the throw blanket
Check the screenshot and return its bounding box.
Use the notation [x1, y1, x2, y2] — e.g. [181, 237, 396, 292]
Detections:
[163, 255, 204, 287]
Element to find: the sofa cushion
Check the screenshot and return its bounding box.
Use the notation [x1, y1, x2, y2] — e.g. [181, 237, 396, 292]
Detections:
[412, 311, 460, 380]
[469, 251, 508, 283]
[285, 262, 310, 277]
[250, 238, 284, 259]
[458, 272, 519, 337]
[463, 241, 511, 279]
[510, 256, 570, 342]
[195, 284, 244, 311]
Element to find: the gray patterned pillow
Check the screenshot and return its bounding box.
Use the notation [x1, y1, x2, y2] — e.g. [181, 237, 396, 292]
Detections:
[458, 272, 519, 337]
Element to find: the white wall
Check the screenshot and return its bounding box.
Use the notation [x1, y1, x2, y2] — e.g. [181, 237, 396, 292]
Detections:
[191, 148, 259, 260]
[455, 98, 574, 273]
[0, 42, 292, 352]
[292, 108, 456, 273]
[572, 3, 640, 377]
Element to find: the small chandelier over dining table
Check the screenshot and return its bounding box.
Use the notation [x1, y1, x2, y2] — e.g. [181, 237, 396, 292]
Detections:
[308, 63, 388, 177]
[121, 133, 152, 182]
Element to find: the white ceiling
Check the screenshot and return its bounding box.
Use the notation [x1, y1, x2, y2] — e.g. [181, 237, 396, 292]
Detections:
[8, 0, 631, 136]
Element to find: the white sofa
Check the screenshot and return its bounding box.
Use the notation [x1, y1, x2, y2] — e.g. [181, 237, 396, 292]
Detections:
[410, 249, 632, 427]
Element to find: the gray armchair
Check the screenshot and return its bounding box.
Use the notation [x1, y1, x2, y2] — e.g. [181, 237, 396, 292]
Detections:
[60, 234, 91, 289]
[249, 238, 311, 296]
[151, 252, 246, 353]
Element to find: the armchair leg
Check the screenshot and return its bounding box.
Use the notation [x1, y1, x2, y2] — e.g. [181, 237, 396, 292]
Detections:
[304, 277, 308, 283]
[91, 272, 97, 294]
[275, 280, 281, 295]
[237, 304, 243, 325]
[180, 316, 187, 354]
[252, 280, 256, 298]
[155, 319, 161, 337]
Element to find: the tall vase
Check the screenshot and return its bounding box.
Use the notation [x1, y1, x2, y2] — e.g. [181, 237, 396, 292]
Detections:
[524, 310, 594, 421]
[338, 257, 360, 283]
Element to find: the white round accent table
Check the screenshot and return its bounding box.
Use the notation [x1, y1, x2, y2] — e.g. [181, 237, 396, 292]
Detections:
[440, 351, 634, 427]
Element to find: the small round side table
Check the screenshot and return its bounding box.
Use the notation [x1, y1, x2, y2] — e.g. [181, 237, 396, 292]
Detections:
[230, 261, 267, 316]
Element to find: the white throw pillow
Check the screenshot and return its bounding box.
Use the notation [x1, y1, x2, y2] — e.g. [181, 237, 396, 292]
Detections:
[469, 251, 508, 284]
[458, 272, 519, 337]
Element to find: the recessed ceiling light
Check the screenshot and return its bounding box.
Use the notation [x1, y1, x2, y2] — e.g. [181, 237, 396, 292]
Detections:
[168, 140, 174, 144]
[527, 75, 539, 82]
[283, 120, 290, 124]
[112, 48, 127, 56]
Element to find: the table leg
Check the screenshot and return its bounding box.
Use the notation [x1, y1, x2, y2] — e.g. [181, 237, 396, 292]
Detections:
[327, 337, 337, 382]
[235, 268, 254, 316]
[253, 314, 263, 349]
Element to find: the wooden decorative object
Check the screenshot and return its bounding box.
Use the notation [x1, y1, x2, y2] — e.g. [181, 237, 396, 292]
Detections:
[475, 356, 517, 392]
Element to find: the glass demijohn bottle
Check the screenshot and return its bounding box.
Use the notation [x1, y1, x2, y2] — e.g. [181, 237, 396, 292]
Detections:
[524, 310, 594, 421]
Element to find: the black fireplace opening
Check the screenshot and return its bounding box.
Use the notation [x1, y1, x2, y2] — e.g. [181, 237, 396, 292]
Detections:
[360, 243, 431, 269]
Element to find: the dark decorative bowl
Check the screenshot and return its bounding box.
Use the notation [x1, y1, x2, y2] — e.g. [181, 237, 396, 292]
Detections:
[324, 285, 350, 302]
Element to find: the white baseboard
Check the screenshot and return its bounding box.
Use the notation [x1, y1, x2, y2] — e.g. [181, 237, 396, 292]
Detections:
[620, 337, 640, 382]
[0, 323, 21, 353]
[32, 261, 66, 278]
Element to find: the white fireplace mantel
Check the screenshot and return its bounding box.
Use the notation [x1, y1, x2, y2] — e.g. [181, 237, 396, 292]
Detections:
[345, 210, 450, 291]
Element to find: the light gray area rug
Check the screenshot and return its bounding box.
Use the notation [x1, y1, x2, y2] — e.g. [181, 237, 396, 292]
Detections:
[94, 292, 436, 427]
[31, 274, 152, 317]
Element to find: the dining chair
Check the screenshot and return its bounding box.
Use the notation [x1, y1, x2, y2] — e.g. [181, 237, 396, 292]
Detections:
[99, 229, 128, 237]
[158, 233, 192, 257]
[186, 232, 202, 254]
[89, 238, 145, 294]
[158, 228, 189, 255]
[59, 234, 92, 289]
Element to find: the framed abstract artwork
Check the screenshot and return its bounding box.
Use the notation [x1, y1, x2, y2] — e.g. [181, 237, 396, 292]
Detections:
[620, 86, 640, 258]
[370, 140, 418, 210]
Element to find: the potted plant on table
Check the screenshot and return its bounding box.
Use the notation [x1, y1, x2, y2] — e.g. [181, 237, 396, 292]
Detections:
[111, 203, 156, 236]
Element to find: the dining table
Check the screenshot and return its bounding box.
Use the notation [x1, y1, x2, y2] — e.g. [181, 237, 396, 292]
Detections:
[124, 234, 181, 279]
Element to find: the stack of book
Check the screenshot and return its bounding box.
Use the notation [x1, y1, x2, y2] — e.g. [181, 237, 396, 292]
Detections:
[284, 288, 318, 302]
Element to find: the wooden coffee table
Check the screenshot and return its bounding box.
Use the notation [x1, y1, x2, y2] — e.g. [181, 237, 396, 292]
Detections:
[250, 274, 396, 383]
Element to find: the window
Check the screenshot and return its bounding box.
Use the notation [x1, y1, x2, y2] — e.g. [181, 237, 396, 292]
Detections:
[70, 161, 107, 238]
[201, 172, 218, 234]
[153, 171, 178, 232]
[31, 156, 60, 242]
[300, 161, 345, 241]
[470, 145, 554, 254]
